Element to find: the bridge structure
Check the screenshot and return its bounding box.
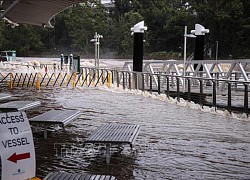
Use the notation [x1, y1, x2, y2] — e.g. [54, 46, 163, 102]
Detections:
[122, 59, 250, 92]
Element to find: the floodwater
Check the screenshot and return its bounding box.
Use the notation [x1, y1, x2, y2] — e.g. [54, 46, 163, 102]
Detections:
[1, 85, 250, 180]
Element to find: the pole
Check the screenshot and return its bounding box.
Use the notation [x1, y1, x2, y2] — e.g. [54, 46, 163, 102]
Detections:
[131, 21, 147, 89]
[97, 35, 100, 68]
[216, 41, 219, 61]
[183, 26, 187, 92]
[94, 32, 97, 68]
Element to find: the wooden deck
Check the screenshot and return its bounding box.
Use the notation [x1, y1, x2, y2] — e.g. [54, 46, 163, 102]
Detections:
[44, 172, 116, 180]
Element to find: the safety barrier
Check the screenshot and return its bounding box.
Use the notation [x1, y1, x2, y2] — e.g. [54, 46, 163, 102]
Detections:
[0, 70, 112, 90]
[0, 67, 249, 115]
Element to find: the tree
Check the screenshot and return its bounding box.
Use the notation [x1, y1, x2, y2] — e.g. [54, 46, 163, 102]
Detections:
[1, 24, 45, 56]
[65, 0, 109, 54]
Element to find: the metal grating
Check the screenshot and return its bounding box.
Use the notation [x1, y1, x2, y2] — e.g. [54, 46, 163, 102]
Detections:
[29, 110, 81, 126]
[85, 124, 141, 145]
[0, 93, 11, 100]
[0, 100, 41, 111]
[43, 172, 117, 180]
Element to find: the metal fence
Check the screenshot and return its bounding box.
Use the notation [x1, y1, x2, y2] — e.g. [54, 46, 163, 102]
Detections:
[0, 67, 249, 115]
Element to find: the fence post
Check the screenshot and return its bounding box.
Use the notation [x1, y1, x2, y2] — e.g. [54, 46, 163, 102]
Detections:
[158, 75, 161, 94]
[150, 74, 152, 94]
[199, 79, 203, 107]
[9, 73, 13, 90]
[166, 76, 170, 99]
[141, 73, 145, 92]
[123, 72, 126, 90]
[107, 71, 111, 88]
[129, 72, 131, 90]
[213, 80, 217, 110]
[36, 73, 41, 90]
[227, 82, 232, 113]
[73, 72, 76, 88]
[187, 78, 191, 102]
[116, 71, 119, 87]
[244, 83, 248, 116]
[176, 77, 180, 102]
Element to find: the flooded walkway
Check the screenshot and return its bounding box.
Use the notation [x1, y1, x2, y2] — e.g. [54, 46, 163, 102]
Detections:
[3, 86, 250, 180]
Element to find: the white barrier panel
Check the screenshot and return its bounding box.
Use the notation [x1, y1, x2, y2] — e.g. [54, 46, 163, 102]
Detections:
[0, 112, 36, 180]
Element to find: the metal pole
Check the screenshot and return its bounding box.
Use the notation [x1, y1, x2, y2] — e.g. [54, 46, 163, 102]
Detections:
[228, 82, 232, 113]
[158, 75, 161, 94]
[183, 26, 187, 92]
[94, 32, 97, 67]
[216, 41, 219, 61]
[244, 84, 248, 115]
[97, 35, 100, 68]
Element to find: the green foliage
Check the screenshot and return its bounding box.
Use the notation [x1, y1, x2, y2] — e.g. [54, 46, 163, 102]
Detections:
[1, 24, 45, 56]
[65, 1, 108, 54]
[0, 0, 250, 58]
[149, 51, 179, 59]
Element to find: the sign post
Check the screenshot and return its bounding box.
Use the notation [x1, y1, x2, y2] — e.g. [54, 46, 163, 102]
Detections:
[0, 112, 36, 180]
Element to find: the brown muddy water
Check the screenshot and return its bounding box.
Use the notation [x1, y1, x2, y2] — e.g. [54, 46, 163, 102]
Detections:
[0, 86, 250, 180]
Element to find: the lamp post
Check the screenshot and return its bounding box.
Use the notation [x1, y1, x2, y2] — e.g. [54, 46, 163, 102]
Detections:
[183, 26, 196, 92]
[90, 32, 103, 68]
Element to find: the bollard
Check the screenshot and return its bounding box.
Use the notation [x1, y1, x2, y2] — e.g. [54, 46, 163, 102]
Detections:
[131, 21, 147, 89]
[191, 24, 209, 70]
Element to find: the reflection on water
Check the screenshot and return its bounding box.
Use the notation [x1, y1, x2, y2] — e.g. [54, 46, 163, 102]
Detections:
[1, 87, 250, 180]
